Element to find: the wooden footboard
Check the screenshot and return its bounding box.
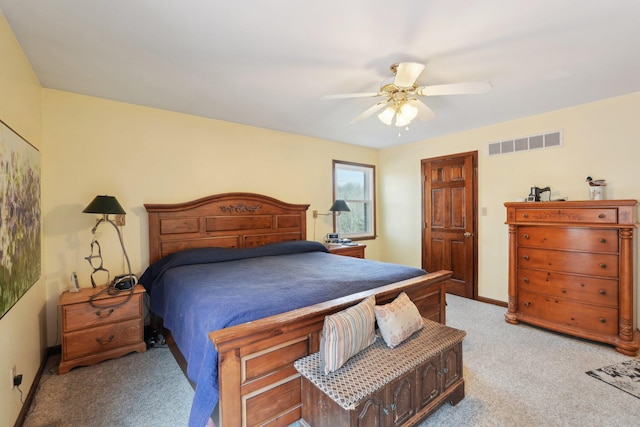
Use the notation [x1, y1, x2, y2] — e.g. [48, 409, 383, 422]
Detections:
[209, 270, 452, 427]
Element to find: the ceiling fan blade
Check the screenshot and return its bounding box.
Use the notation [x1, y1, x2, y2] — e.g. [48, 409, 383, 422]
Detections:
[416, 81, 492, 96]
[322, 92, 381, 100]
[394, 62, 425, 87]
[350, 100, 390, 124]
[409, 99, 436, 122]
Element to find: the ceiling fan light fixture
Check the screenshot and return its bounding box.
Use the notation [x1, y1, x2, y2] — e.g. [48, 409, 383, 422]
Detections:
[324, 61, 492, 126]
[394, 112, 412, 127]
[378, 106, 395, 125]
[399, 102, 418, 121]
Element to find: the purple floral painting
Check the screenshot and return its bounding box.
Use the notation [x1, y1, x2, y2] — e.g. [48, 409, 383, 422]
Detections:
[0, 120, 41, 318]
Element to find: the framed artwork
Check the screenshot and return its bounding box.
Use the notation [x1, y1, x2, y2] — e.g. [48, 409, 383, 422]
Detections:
[0, 119, 41, 318]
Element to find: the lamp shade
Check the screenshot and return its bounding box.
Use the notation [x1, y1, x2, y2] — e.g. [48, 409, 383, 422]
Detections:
[329, 199, 350, 212]
[82, 195, 126, 215]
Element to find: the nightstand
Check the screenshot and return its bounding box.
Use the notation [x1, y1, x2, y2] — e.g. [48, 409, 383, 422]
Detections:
[58, 284, 146, 374]
[326, 243, 366, 259]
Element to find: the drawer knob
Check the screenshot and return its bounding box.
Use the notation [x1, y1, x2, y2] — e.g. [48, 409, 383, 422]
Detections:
[523, 213, 529, 218]
[599, 238, 606, 243]
[391, 403, 396, 411]
[523, 234, 529, 239]
[599, 318, 606, 323]
[523, 277, 529, 283]
[600, 263, 606, 269]
[96, 334, 116, 345]
[599, 289, 606, 295]
[96, 309, 114, 318]
[523, 255, 529, 261]
[523, 302, 531, 307]
[598, 213, 605, 219]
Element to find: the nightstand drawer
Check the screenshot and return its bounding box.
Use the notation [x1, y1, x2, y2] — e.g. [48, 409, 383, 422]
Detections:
[63, 318, 142, 360]
[62, 293, 142, 332]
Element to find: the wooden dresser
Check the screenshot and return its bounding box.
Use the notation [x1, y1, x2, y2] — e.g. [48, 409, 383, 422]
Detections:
[504, 200, 638, 356]
[58, 284, 146, 374]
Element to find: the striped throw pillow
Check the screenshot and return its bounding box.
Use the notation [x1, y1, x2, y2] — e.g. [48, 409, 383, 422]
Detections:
[320, 295, 376, 374]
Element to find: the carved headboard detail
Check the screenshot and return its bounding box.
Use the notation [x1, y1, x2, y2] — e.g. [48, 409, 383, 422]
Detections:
[144, 193, 310, 264]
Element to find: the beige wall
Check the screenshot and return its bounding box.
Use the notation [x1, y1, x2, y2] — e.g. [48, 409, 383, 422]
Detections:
[0, 11, 44, 427]
[41, 89, 381, 345]
[379, 92, 640, 326]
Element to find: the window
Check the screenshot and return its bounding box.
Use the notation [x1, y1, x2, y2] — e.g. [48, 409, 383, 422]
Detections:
[333, 160, 376, 240]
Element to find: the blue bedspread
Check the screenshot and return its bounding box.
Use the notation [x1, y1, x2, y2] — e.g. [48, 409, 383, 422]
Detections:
[139, 241, 427, 427]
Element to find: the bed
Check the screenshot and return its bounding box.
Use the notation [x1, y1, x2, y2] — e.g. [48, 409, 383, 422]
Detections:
[141, 193, 452, 427]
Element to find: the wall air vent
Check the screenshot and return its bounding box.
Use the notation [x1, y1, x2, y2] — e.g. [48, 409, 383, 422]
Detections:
[488, 130, 563, 156]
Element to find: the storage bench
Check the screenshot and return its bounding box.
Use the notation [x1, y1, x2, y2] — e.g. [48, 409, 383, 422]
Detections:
[294, 318, 466, 427]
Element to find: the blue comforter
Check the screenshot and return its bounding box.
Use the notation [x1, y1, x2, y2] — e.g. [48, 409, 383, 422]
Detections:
[139, 240, 427, 426]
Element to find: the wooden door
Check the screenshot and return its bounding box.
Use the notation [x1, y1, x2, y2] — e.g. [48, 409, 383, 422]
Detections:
[422, 151, 477, 298]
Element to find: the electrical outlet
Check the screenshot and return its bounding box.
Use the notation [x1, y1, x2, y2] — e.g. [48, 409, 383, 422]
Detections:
[9, 366, 15, 390]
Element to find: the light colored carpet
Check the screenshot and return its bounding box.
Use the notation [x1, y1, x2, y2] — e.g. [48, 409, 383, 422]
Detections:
[23, 346, 193, 427]
[419, 295, 640, 427]
[23, 295, 640, 426]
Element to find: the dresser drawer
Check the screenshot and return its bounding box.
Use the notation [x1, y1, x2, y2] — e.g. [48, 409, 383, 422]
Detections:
[517, 227, 618, 253]
[514, 208, 617, 224]
[517, 247, 619, 278]
[62, 293, 142, 332]
[63, 318, 143, 360]
[517, 268, 618, 307]
[517, 291, 618, 335]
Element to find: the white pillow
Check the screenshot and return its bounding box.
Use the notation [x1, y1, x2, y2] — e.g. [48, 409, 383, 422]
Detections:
[374, 292, 423, 348]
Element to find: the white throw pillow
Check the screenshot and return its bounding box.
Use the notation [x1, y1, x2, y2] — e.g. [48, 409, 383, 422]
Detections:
[374, 292, 423, 348]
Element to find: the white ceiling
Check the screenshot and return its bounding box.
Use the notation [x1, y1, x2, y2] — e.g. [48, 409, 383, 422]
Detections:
[2, 1, 640, 149]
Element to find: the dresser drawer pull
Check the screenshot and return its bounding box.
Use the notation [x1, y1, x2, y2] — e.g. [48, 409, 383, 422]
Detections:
[523, 277, 529, 283]
[599, 238, 606, 243]
[96, 335, 116, 345]
[599, 289, 606, 295]
[599, 263, 606, 269]
[598, 213, 605, 219]
[523, 302, 531, 307]
[523, 234, 529, 239]
[523, 213, 529, 218]
[95, 309, 114, 318]
[523, 255, 529, 261]
[599, 318, 606, 323]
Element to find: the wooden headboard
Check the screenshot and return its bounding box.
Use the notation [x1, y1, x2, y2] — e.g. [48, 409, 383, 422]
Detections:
[144, 193, 310, 264]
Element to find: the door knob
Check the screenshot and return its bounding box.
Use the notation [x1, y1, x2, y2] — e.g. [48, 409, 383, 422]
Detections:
[464, 232, 472, 238]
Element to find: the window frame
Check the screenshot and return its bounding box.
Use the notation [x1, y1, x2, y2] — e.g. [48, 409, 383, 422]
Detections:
[332, 160, 377, 240]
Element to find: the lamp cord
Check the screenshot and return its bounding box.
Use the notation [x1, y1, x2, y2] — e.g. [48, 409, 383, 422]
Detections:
[89, 217, 135, 309]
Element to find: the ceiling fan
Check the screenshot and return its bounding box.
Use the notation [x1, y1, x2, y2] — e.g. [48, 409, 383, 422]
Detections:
[323, 62, 492, 127]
